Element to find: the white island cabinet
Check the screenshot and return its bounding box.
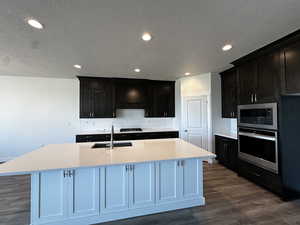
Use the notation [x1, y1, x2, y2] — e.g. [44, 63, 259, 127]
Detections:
[0, 139, 215, 225]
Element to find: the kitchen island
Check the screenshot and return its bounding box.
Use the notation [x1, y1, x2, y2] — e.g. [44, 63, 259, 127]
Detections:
[0, 138, 215, 225]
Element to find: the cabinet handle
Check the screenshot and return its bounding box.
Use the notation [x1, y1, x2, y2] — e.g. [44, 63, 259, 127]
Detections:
[251, 94, 254, 103]
[254, 93, 257, 103]
[113, 112, 116, 117]
[68, 170, 74, 177]
[125, 165, 128, 171]
[177, 161, 180, 167]
[181, 160, 184, 166]
[63, 170, 68, 178]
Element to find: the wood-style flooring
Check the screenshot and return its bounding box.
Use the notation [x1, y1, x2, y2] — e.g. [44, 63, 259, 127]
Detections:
[1, 163, 300, 225]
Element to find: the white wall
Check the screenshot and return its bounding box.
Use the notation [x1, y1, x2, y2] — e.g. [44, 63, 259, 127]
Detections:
[0, 73, 234, 160]
[0, 76, 177, 161]
[176, 73, 237, 154]
[211, 73, 237, 152]
[0, 76, 79, 160]
[180, 73, 211, 97]
[177, 73, 213, 152]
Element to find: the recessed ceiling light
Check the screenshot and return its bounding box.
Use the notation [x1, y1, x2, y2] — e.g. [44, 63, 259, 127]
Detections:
[134, 68, 141, 73]
[185, 72, 191, 76]
[222, 44, 232, 51]
[73, 64, 82, 69]
[142, 33, 152, 42]
[26, 18, 44, 29]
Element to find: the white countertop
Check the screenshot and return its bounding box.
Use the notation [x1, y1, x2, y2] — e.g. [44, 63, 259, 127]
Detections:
[78, 128, 179, 135]
[214, 132, 238, 140]
[0, 139, 215, 176]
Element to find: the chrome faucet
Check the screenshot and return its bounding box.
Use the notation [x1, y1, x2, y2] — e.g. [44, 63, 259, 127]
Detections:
[110, 125, 114, 149]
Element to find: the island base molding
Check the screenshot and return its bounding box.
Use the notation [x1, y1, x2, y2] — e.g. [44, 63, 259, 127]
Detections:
[31, 198, 205, 225]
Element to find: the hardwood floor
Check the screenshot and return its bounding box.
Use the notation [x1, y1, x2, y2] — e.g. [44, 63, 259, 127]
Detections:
[0, 175, 30, 225]
[1, 163, 300, 225]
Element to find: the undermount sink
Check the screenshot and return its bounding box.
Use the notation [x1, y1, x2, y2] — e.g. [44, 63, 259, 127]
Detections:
[91, 142, 132, 149]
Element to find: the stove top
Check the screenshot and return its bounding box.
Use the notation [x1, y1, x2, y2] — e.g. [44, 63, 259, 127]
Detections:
[120, 128, 143, 132]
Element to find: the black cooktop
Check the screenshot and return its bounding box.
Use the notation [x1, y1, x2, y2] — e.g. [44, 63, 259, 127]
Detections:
[120, 128, 143, 132]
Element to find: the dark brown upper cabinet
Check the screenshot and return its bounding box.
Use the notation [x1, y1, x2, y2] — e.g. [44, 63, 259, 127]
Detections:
[237, 60, 257, 105]
[78, 77, 175, 118]
[114, 79, 147, 109]
[236, 51, 280, 105]
[282, 40, 300, 94]
[79, 77, 115, 118]
[231, 30, 300, 99]
[146, 81, 175, 117]
[220, 68, 237, 118]
[256, 51, 281, 103]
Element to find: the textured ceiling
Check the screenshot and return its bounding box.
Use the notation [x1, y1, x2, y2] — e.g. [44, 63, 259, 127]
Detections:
[0, 0, 300, 80]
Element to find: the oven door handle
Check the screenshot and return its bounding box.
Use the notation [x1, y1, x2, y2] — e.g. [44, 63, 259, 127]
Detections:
[238, 132, 276, 141]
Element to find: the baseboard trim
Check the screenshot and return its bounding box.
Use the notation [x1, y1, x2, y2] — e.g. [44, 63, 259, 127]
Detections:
[32, 198, 205, 225]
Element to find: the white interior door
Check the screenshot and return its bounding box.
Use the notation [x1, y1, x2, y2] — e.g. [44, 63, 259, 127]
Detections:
[182, 96, 208, 150]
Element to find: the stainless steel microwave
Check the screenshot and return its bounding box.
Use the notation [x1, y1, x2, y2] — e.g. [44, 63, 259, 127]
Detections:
[238, 103, 278, 130]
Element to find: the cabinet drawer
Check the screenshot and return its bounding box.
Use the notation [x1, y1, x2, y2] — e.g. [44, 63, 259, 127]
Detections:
[238, 159, 282, 195]
[76, 134, 110, 143]
[147, 132, 179, 139]
[114, 133, 147, 140]
[77, 131, 179, 143]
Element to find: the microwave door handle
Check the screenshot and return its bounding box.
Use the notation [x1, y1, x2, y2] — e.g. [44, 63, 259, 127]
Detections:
[239, 132, 276, 141]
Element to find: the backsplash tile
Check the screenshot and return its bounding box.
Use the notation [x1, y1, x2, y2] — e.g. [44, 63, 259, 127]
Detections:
[80, 109, 177, 132]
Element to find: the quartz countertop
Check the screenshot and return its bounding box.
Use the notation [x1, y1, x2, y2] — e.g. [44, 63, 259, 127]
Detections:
[0, 138, 215, 176]
[214, 132, 238, 140]
[78, 128, 179, 135]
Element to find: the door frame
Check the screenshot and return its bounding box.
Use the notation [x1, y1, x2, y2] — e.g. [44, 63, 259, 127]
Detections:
[180, 95, 212, 153]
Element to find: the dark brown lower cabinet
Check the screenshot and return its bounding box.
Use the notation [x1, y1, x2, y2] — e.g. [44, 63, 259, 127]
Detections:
[215, 135, 238, 172]
[76, 131, 179, 143]
[238, 159, 283, 196]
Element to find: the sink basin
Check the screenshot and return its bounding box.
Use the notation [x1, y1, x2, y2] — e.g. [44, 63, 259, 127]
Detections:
[91, 142, 132, 149]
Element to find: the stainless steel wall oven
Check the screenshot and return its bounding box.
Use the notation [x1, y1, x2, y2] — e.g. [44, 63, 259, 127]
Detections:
[238, 103, 278, 174]
[238, 128, 278, 173]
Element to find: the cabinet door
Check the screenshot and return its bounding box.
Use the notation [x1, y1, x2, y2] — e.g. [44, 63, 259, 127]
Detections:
[31, 170, 68, 224]
[181, 159, 202, 199]
[79, 79, 94, 118]
[156, 160, 180, 203]
[69, 168, 100, 217]
[227, 140, 238, 172]
[129, 163, 155, 208]
[101, 165, 129, 213]
[148, 81, 175, 117]
[79, 77, 115, 118]
[215, 136, 226, 164]
[115, 79, 147, 109]
[283, 41, 300, 94]
[221, 69, 237, 118]
[256, 51, 281, 103]
[238, 61, 257, 105]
